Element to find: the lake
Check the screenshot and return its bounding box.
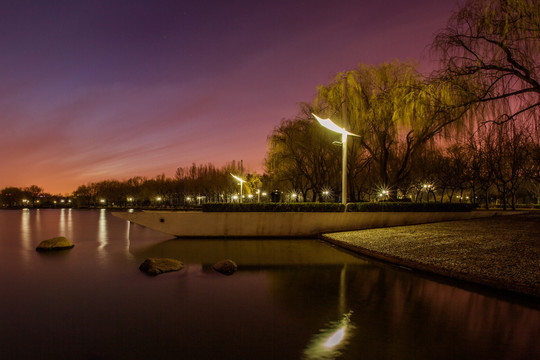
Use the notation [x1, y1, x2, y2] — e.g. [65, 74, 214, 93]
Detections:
[0, 209, 538, 359]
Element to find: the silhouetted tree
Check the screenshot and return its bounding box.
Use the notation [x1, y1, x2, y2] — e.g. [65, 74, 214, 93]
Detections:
[432, 0, 540, 125]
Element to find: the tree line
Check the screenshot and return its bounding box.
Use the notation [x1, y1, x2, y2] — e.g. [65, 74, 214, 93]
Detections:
[1, 161, 264, 208]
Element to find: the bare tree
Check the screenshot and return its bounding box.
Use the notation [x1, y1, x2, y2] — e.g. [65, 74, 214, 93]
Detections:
[432, 0, 540, 125]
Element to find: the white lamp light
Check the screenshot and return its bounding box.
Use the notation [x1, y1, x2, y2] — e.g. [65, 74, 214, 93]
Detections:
[312, 114, 359, 205]
[231, 173, 246, 203]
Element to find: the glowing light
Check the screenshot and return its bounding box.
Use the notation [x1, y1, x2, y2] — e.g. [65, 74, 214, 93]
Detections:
[303, 311, 354, 359]
[231, 173, 246, 202]
[313, 114, 359, 205]
[230, 173, 246, 183]
[156, 197, 162, 201]
[323, 326, 346, 349]
[312, 114, 359, 137]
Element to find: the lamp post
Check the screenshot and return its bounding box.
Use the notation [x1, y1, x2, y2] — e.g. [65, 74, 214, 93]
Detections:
[231, 173, 246, 203]
[313, 114, 359, 205]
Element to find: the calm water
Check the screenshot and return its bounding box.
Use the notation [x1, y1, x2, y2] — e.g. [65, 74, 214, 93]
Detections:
[0, 209, 538, 359]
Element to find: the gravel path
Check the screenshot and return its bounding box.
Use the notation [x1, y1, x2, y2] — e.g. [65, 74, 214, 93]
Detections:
[322, 212, 540, 298]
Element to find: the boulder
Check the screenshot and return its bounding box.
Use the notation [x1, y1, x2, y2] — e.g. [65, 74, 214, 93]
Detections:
[212, 259, 238, 275]
[139, 258, 184, 276]
[36, 237, 74, 252]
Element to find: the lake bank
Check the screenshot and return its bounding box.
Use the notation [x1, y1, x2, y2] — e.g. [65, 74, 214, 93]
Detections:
[322, 212, 540, 298]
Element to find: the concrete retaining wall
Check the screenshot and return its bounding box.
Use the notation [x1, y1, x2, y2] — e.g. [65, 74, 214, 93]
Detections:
[112, 210, 514, 238]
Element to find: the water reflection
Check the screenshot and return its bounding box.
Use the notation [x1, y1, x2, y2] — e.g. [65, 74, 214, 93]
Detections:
[67, 208, 72, 239]
[35, 208, 41, 232]
[1, 209, 538, 359]
[97, 209, 108, 256]
[303, 311, 354, 360]
[20, 209, 31, 262]
[58, 208, 73, 240]
[124, 221, 134, 260]
[339, 265, 347, 314]
[133, 239, 366, 267]
[268, 262, 539, 360]
[97, 209, 109, 261]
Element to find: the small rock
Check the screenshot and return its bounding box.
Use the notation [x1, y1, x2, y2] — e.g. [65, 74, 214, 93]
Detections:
[36, 237, 74, 252]
[212, 259, 238, 275]
[139, 258, 184, 276]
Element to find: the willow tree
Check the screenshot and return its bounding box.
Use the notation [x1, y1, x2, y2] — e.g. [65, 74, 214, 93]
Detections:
[432, 0, 540, 126]
[315, 61, 463, 197]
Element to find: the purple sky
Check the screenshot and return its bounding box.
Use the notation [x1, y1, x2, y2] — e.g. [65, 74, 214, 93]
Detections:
[0, 0, 457, 194]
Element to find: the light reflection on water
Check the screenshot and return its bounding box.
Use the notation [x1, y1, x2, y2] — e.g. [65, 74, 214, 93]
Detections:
[98, 208, 108, 254]
[58, 208, 73, 240]
[124, 219, 135, 260]
[1, 209, 539, 359]
[20, 209, 31, 264]
[303, 311, 354, 360]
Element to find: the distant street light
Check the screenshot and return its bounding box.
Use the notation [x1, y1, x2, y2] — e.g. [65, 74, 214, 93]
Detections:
[231, 173, 246, 203]
[313, 114, 359, 205]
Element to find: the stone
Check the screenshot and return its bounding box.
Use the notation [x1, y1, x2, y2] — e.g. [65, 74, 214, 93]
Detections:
[139, 258, 184, 276]
[36, 237, 74, 251]
[212, 259, 238, 275]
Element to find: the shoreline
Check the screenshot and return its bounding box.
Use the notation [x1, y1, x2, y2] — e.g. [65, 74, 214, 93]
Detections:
[322, 212, 540, 299]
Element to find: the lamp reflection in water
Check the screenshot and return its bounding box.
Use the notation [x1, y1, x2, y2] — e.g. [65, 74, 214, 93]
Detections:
[59, 208, 73, 240]
[97, 209, 108, 257]
[303, 311, 354, 360]
[20, 209, 31, 263]
[123, 217, 136, 260]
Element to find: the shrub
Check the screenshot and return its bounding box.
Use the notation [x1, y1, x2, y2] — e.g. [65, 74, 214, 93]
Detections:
[202, 202, 476, 212]
[346, 202, 476, 212]
[202, 202, 345, 212]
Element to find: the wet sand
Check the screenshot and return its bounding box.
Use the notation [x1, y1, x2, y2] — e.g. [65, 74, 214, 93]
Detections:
[323, 212, 540, 298]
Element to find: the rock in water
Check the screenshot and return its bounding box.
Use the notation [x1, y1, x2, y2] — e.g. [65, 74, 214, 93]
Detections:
[139, 258, 184, 276]
[212, 259, 238, 275]
[36, 237, 74, 251]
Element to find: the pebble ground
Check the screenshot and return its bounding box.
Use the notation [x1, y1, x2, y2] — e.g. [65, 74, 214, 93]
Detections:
[322, 212, 540, 298]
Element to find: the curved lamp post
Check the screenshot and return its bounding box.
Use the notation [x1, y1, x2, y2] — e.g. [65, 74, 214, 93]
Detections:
[231, 173, 246, 203]
[313, 114, 359, 205]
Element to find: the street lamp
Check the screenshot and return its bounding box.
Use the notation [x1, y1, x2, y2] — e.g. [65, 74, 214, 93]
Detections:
[313, 114, 359, 205]
[231, 173, 246, 203]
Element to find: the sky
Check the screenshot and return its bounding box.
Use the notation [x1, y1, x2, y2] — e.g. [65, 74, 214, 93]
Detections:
[0, 0, 458, 194]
